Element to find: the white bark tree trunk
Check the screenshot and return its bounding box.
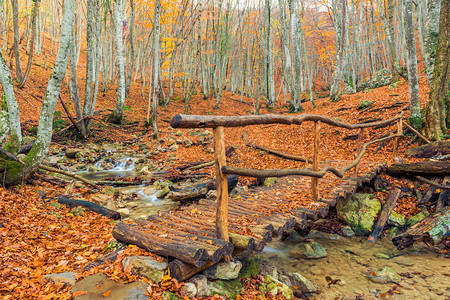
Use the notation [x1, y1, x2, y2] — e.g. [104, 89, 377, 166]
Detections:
[403, 0, 422, 129]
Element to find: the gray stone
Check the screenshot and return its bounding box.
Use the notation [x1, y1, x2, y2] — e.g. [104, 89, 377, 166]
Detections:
[43, 272, 76, 286]
[71, 273, 147, 300]
[288, 272, 317, 293]
[183, 139, 193, 147]
[356, 68, 392, 92]
[285, 229, 303, 243]
[367, 266, 400, 283]
[188, 275, 207, 297]
[341, 226, 355, 237]
[181, 282, 197, 298]
[203, 260, 242, 280]
[205, 190, 217, 200]
[117, 208, 130, 218]
[288, 241, 327, 259]
[122, 256, 168, 283]
[307, 230, 341, 240]
[336, 193, 381, 235]
[259, 261, 278, 280]
[388, 211, 406, 227]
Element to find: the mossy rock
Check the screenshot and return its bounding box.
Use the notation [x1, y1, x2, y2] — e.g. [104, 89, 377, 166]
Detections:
[407, 207, 430, 227]
[388, 211, 406, 227]
[239, 256, 261, 278]
[358, 100, 373, 110]
[69, 206, 85, 216]
[263, 177, 277, 187]
[336, 193, 381, 235]
[206, 278, 243, 299]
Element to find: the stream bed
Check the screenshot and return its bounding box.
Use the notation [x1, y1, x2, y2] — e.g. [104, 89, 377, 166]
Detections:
[263, 235, 449, 299]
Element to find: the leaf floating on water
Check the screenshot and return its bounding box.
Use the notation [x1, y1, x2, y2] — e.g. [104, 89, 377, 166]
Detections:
[325, 275, 341, 286]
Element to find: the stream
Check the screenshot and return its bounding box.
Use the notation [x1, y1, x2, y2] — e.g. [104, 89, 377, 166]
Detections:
[263, 235, 449, 299]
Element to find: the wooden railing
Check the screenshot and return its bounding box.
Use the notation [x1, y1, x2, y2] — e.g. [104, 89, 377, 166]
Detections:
[170, 112, 404, 243]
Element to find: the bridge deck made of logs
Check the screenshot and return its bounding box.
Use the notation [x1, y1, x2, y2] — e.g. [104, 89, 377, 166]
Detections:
[112, 160, 386, 280]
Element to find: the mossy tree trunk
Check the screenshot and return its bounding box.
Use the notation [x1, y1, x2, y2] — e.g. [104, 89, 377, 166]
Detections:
[1, 0, 76, 186]
[424, 0, 450, 141]
[0, 51, 22, 154]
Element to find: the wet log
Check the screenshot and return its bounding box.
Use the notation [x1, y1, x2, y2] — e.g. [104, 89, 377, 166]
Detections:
[405, 141, 450, 158]
[167, 175, 238, 202]
[392, 207, 450, 250]
[57, 197, 121, 220]
[437, 176, 450, 212]
[112, 222, 209, 267]
[368, 187, 401, 242]
[169, 259, 215, 281]
[387, 161, 450, 176]
[246, 143, 312, 163]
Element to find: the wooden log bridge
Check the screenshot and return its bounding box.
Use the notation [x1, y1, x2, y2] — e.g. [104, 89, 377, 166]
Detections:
[112, 160, 387, 280]
[110, 113, 401, 280]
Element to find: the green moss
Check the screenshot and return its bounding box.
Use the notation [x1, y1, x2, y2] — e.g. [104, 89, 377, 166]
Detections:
[207, 279, 243, 299]
[239, 256, 261, 278]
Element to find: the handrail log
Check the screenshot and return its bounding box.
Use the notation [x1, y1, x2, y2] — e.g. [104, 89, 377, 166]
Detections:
[222, 134, 402, 179]
[170, 112, 404, 129]
[222, 166, 344, 178]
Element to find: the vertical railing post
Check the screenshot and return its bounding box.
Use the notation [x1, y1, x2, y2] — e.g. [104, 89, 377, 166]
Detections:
[311, 121, 320, 201]
[213, 126, 229, 243]
[355, 128, 364, 175]
[393, 119, 403, 157]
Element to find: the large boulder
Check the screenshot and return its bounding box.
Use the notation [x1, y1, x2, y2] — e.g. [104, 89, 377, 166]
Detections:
[336, 193, 381, 235]
[356, 68, 392, 92]
[261, 275, 293, 299]
[122, 256, 168, 283]
[71, 273, 147, 300]
[203, 260, 242, 280]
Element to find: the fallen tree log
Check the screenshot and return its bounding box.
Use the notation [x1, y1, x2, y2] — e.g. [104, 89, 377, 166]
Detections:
[112, 222, 209, 267]
[387, 161, 450, 176]
[57, 197, 121, 220]
[169, 259, 215, 281]
[392, 207, 450, 250]
[246, 143, 312, 163]
[368, 187, 401, 242]
[405, 141, 450, 158]
[167, 175, 238, 201]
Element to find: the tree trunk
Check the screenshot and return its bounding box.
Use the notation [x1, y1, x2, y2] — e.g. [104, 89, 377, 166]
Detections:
[403, 0, 422, 129]
[125, 0, 135, 97]
[108, 0, 126, 124]
[0, 52, 22, 154]
[151, 0, 161, 137]
[330, 0, 347, 102]
[424, 0, 449, 141]
[10, 0, 23, 82]
[387, 161, 450, 176]
[405, 140, 450, 158]
[17, 0, 39, 88]
[1, 0, 76, 186]
[423, 0, 441, 86]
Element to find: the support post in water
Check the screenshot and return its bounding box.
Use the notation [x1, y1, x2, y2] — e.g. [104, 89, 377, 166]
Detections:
[355, 128, 364, 175]
[393, 119, 403, 157]
[213, 126, 230, 246]
[312, 121, 320, 201]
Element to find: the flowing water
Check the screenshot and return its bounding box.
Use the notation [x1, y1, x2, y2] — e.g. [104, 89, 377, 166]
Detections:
[262, 235, 449, 299]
